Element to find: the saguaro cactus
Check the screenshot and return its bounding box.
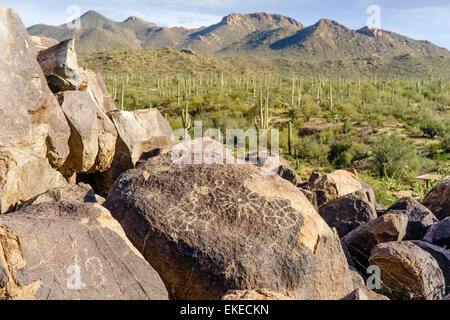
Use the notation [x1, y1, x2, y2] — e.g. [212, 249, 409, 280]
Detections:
[181, 101, 192, 140]
[329, 81, 333, 111]
[288, 121, 293, 156]
[120, 81, 125, 110]
[254, 89, 272, 132]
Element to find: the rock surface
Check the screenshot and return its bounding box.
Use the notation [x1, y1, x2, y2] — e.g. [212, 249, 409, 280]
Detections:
[422, 179, 450, 221]
[30, 35, 58, 53]
[23, 183, 104, 207]
[318, 190, 377, 237]
[342, 288, 390, 300]
[0, 6, 70, 212]
[248, 153, 303, 187]
[59, 91, 99, 174]
[37, 39, 85, 93]
[0, 191, 168, 300]
[308, 169, 363, 207]
[423, 217, 449, 249]
[369, 241, 445, 300]
[384, 197, 438, 240]
[105, 138, 354, 300]
[342, 213, 408, 268]
[411, 241, 450, 295]
[96, 109, 174, 193]
[58, 91, 118, 177]
[222, 289, 291, 300]
[80, 68, 117, 113]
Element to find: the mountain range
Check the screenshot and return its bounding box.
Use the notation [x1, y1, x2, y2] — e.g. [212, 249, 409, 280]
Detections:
[28, 10, 450, 59]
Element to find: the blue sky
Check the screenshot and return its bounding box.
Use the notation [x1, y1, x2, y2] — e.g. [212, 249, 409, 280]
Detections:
[2, 0, 450, 49]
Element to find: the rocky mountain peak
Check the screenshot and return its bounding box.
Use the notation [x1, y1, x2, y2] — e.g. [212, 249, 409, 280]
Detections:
[221, 12, 304, 28]
[124, 16, 146, 23]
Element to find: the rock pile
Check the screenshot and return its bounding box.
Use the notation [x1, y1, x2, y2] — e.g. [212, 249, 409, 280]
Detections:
[0, 5, 448, 301]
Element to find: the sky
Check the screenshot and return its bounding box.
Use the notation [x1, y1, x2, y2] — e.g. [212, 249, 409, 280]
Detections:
[1, 0, 450, 49]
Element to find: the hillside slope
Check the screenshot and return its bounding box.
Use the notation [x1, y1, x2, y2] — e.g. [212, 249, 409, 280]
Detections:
[79, 47, 450, 79]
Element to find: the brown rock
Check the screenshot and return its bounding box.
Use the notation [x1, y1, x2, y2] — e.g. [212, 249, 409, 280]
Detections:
[342, 288, 390, 300]
[369, 241, 445, 300]
[23, 183, 104, 207]
[0, 150, 67, 213]
[301, 189, 318, 211]
[411, 240, 450, 295]
[0, 197, 168, 300]
[59, 91, 99, 174]
[385, 197, 438, 240]
[57, 90, 118, 177]
[0, 6, 69, 212]
[46, 97, 72, 168]
[93, 109, 118, 173]
[37, 39, 85, 93]
[80, 68, 117, 113]
[423, 179, 450, 221]
[30, 35, 58, 53]
[342, 213, 408, 267]
[318, 190, 378, 237]
[105, 138, 354, 300]
[222, 289, 291, 300]
[308, 169, 363, 207]
[96, 109, 174, 193]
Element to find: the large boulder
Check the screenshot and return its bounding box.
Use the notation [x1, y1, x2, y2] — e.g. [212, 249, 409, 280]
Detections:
[80, 68, 117, 113]
[342, 213, 408, 268]
[30, 36, 58, 54]
[59, 91, 99, 174]
[105, 138, 354, 300]
[23, 183, 104, 207]
[423, 217, 449, 249]
[423, 179, 450, 221]
[0, 188, 168, 300]
[0, 150, 67, 213]
[369, 241, 445, 300]
[411, 241, 450, 295]
[384, 197, 438, 240]
[37, 39, 85, 93]
[308, 169, 363, 207]
[318, 190, 378, 237]
[0, 6, 70, 212]
[58, 91, 118, 178]
[96, 109, 174, 194]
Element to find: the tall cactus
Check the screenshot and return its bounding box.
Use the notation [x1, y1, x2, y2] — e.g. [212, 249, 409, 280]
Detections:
[329, 80, 333, 111]
[288, 121, 293, 156]
[254, 88, 272, 132]
[120, 81, 125, 111]
[295, 146, 300, 170]
[181, 101, 192, 140]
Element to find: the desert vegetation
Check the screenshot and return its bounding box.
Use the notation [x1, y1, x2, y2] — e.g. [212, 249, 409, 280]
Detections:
[79, 53, 450, 206]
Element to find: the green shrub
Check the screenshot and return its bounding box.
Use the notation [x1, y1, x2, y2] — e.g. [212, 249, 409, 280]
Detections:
[371, 135, 423, 181]
[328, 140, 352, 169]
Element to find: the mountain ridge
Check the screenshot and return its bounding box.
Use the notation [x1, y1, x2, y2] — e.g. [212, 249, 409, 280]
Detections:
[28, 10, 450, 59]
